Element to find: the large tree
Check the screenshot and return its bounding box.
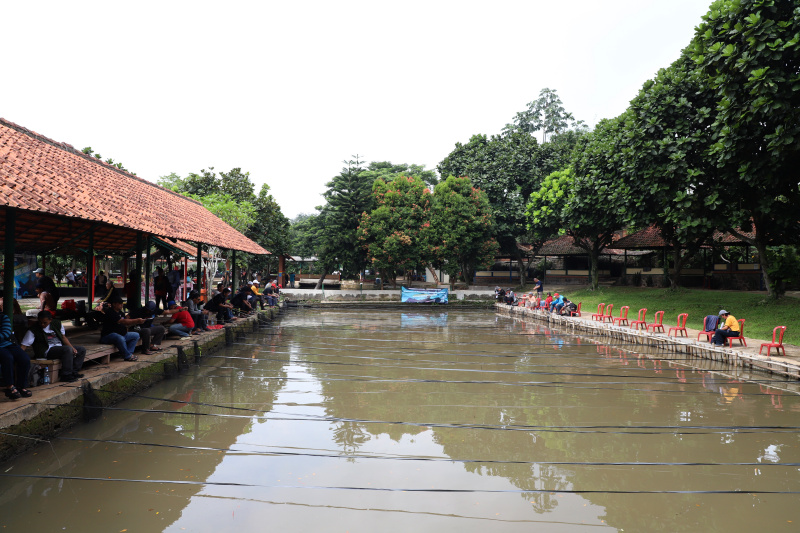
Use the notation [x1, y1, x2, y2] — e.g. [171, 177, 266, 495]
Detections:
[359, 161, 438, 188]
[689, 0, 800, 297]
[503, 88, 586, 143]
[621, 54, 721, 288]
[357, 176, 434, 287]
[438, 131, 541, 284]
[527, 117, 627, 290]
[430, 176, 498, 285]
[312, 156, 374, 286]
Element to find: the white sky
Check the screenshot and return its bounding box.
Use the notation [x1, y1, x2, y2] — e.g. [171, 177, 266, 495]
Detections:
[3, 0, 711, 219]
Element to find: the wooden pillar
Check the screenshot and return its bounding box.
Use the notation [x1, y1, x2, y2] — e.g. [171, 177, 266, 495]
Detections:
[144, 235, 151, 305]
[278, 254, 286, 287]
[196, 242, 203, 299]
[183, 256, 188, 301]
[3, 208, 16, 323]
[88, 230, 95, 304]
[133, 232, 143, 309]
[231, 249, 237, 291]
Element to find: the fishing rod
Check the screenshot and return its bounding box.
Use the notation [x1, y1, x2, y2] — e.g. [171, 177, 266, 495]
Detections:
[0, 473, 797, 495]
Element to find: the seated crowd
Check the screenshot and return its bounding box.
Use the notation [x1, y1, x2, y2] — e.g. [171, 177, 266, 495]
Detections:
[0, 270, 285, 396]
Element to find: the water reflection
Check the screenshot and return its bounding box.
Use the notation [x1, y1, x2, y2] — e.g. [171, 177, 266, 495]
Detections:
[0, 309, 798, 532]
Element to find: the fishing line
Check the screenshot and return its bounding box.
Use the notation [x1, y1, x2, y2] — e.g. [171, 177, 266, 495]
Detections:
[1, 473, 797, 494]
[30, 403, 800, 435]
[50, 436, 800, 467]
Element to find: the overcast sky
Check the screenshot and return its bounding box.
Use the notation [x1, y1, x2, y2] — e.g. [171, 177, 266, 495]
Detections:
[3, 0, 711, 219]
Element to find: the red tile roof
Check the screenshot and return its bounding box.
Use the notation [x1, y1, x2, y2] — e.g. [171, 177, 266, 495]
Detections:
[0, 118, 267, 255]
[613, 225, 669, 249]
[536, 234, 646, 256]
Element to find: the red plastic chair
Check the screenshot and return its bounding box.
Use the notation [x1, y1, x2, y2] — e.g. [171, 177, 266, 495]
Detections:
[697, 316, 716, 343]
[603, 304, 614, 323]
[760, 326, 787, 356]
[612, 306, 629, 326]
[726, 319, 747, 348]
[630, 308, 648, 330]
[646, 311, 665, 333]
[569, 302, 582, 317]
[668, 313, 689, 337]
[591, 303, 605, 321]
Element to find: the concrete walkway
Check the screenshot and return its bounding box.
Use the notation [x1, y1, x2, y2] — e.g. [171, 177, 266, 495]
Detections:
[499, 303, 800, 379]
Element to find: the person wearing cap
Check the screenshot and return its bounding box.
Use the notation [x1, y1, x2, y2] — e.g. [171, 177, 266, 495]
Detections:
[264, 282, 276, 307]
[712, 310, 740, 346]
[250, 280, 266, 310]
[21, 310, 86, 382]
[128, 301, 166, 354]
[99, 296, 143, 361]
[33, 268, 59, 304]
[165, 301, 194, 337]
[550, 293, 564, 313]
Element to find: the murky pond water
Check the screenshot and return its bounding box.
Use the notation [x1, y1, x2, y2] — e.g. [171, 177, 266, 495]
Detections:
[1, 308, 799, 532]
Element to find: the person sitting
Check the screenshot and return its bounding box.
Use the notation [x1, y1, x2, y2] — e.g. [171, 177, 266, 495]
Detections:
[503, 289, 516, 305]
[36, 283, 58, 315]
[94, 279, 122, 311]
[524, 292, 536, 309]
[34, 268, 59, 304]
[65, 269, 76, 287]
[184, 291, 210, 332]
[549, 293, 563, 312]
[165, 301, 194, 337]
[0, 298, 27, 342]
[712, 310, 740, 346]
[128, 301, 166, 355]
[205, 287, 234, 323]
[543, 292, 553, 310]
[0, 311, 32, 400]
[552, 293, 566, 314]
[99, 295, 143, 361]
[560, 298, 577, 316]
[264, 282, 277, 308]
[231, 286, 254, 314]
[21, 310, 86, 382]
[250, 280, 266, 310]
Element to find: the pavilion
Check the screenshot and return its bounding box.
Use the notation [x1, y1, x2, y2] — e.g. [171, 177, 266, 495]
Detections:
[0, 118, 269, 320]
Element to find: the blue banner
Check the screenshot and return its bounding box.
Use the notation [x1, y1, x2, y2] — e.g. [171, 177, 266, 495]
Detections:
[401, 287, 448, 304]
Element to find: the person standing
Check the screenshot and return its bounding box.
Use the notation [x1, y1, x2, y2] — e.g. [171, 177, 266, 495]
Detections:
[712, 310, 741, 346]
[33, 268, 59, 304]
[21, 311, 86, 382]
[94, 270, 108, 299]
[533, 278, 543, 298]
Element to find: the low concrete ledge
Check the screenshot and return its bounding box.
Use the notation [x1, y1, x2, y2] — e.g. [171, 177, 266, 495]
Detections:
[496, 303, 800, 381]
[0, 303, 285, 462]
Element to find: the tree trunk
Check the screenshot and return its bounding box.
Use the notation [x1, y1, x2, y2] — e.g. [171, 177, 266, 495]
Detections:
[426, 264, 440, 285]
[753, 238, 774, 298]
[314, 271, 327, 290]
[515, 248, 528, 287]
[588, 247, 600, 291]
[669, 245, 683, 290]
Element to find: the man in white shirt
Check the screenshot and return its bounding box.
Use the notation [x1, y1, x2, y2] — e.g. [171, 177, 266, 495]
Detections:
[21, 311, 86, 382]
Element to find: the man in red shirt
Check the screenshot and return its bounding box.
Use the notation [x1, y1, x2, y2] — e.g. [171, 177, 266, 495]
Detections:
[166, 301, 194, 337]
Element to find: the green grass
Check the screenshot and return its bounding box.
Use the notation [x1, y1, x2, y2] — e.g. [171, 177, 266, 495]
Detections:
[524, 286, 797, 344]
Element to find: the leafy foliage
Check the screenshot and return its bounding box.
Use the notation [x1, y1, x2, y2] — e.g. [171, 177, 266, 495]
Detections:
[358, 176, 434, 286]
[503, 88, 587, 143]
[430, 176, 498, 283]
